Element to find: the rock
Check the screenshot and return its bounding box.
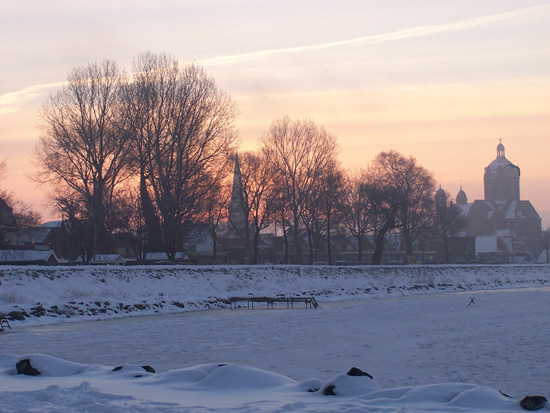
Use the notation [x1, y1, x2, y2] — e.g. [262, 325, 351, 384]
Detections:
[16, 359, 41, 376]
[30, 306, 46, 317]
[112, 365, 155, 373]
[520, 395, 547, 410]
[7, 310, 26, 321]
[141, 365, 155, 373]
[322, 384, 336, 396]
[347, 367, 373, 379]
[320, 367, 381, 397]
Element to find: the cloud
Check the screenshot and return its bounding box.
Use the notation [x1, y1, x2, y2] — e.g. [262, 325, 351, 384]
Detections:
[199, 4, 550, 66]
[0, 82, 64, 115]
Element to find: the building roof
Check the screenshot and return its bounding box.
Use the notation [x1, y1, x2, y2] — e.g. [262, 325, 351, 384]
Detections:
[0, 249, 58, 264]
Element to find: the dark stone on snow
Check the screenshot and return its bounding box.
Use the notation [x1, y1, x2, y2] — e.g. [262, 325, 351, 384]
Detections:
[141, 365, 155, 373]
[30, 306, 46, 317]
[520, 395, 547, 410]
[322, 384, 337, 396]
[7, 310, 26, 321]
[112, 365, 156, 373]
[134, 304, 146, 310]
[16, 359, 41, 376]
[347, 367, 373, 379]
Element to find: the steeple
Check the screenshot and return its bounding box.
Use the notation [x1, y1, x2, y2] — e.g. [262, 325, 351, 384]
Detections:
[228, 153, 247, 230]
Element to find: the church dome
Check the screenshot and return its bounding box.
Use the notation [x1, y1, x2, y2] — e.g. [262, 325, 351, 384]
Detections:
[456, 186, 468, 205]
[484, 140, 519, 178]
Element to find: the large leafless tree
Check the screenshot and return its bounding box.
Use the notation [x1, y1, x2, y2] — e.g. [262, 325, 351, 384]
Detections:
[228, 151, 277, 264]
[34, 60, 132, 256]
[342, 170, 372, 262]
[260, 116, 339, 264]
[123, 52, 238, 260]
[365, 150, 435, 265]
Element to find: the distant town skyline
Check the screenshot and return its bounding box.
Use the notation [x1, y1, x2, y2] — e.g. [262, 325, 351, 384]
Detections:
[1, 0, 549, 226]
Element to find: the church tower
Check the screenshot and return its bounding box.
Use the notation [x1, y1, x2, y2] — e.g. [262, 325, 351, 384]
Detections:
[483, 140, 520, 201]
[228, 153, 247, 231]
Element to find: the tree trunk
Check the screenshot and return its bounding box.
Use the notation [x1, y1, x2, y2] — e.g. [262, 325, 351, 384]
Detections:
[371, 209, 397, 265]
[357, 235, 363, 262]
[140, 175, 162, 251]
[402, 226, 413, 257]
[293, 214, 302, 264]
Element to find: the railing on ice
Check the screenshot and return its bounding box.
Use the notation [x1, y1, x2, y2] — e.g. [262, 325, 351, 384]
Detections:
[229, 296, 319, 310]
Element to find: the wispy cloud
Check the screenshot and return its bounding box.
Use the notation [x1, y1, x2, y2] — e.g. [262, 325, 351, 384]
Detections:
[0, 82, 64, 115]
[200, 4, 550, 66]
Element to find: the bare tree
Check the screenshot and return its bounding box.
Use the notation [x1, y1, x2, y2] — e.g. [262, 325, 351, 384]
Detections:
[342, 170, 372, 262]
[395, 157, 436, 258]
[34, 60, 132, 255]
[365, 150, 436, 264]
[261, 116, 339, 264]
[124, 52, 238, 260]
[231, 151, 277, 264]
[302, 160, 345, 264]
[202, 173, 231, 264]
[319, 160, 345, 265]
[117, 189, 150, 263]
[227, 151, 277, 263]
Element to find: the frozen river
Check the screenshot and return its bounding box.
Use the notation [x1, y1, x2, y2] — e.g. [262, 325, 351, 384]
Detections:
[2, 287, 549, 398]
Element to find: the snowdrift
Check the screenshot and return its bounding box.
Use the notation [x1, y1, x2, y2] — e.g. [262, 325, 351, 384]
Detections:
[1, 264, 549, 325]
[0, 354, 531, 412]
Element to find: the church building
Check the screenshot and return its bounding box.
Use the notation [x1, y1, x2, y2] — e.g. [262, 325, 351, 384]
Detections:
[455, 141, 542, 262]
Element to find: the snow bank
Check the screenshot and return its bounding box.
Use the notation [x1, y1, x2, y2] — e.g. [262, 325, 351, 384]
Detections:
[0, 354, 529, 412]
[1, 264, 549, 325]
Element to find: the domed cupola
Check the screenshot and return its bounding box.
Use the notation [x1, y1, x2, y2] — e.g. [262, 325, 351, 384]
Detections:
[484, 140, 520, 201]
[435, 185, 447, 218]
[496, 141, 505, 158]
[456, 183, 468, 205]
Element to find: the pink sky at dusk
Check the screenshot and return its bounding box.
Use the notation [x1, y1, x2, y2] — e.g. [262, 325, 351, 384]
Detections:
[1, 0, 549, 226]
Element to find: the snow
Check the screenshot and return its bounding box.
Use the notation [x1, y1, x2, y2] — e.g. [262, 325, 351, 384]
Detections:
[1, 264, 549, 411]
[0, 249, 56, 263]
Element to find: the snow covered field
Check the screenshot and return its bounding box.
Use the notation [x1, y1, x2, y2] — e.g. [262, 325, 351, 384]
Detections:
[1, 264, 549, 411]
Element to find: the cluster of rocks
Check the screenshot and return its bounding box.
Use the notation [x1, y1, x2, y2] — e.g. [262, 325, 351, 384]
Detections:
[3, 297, 231, 323]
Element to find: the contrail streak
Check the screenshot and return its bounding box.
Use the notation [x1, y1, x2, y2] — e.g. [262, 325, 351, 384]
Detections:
[199, 4, 550, 66]
[0, 82, 64, 115]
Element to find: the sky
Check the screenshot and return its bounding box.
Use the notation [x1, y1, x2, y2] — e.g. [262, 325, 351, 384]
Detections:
[1, 0, 549, 226]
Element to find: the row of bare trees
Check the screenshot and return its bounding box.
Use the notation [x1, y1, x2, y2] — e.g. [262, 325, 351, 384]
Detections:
[34, 53, 237, 262]
[31, 52, 462, 263]
[213, 134, 462, 265]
